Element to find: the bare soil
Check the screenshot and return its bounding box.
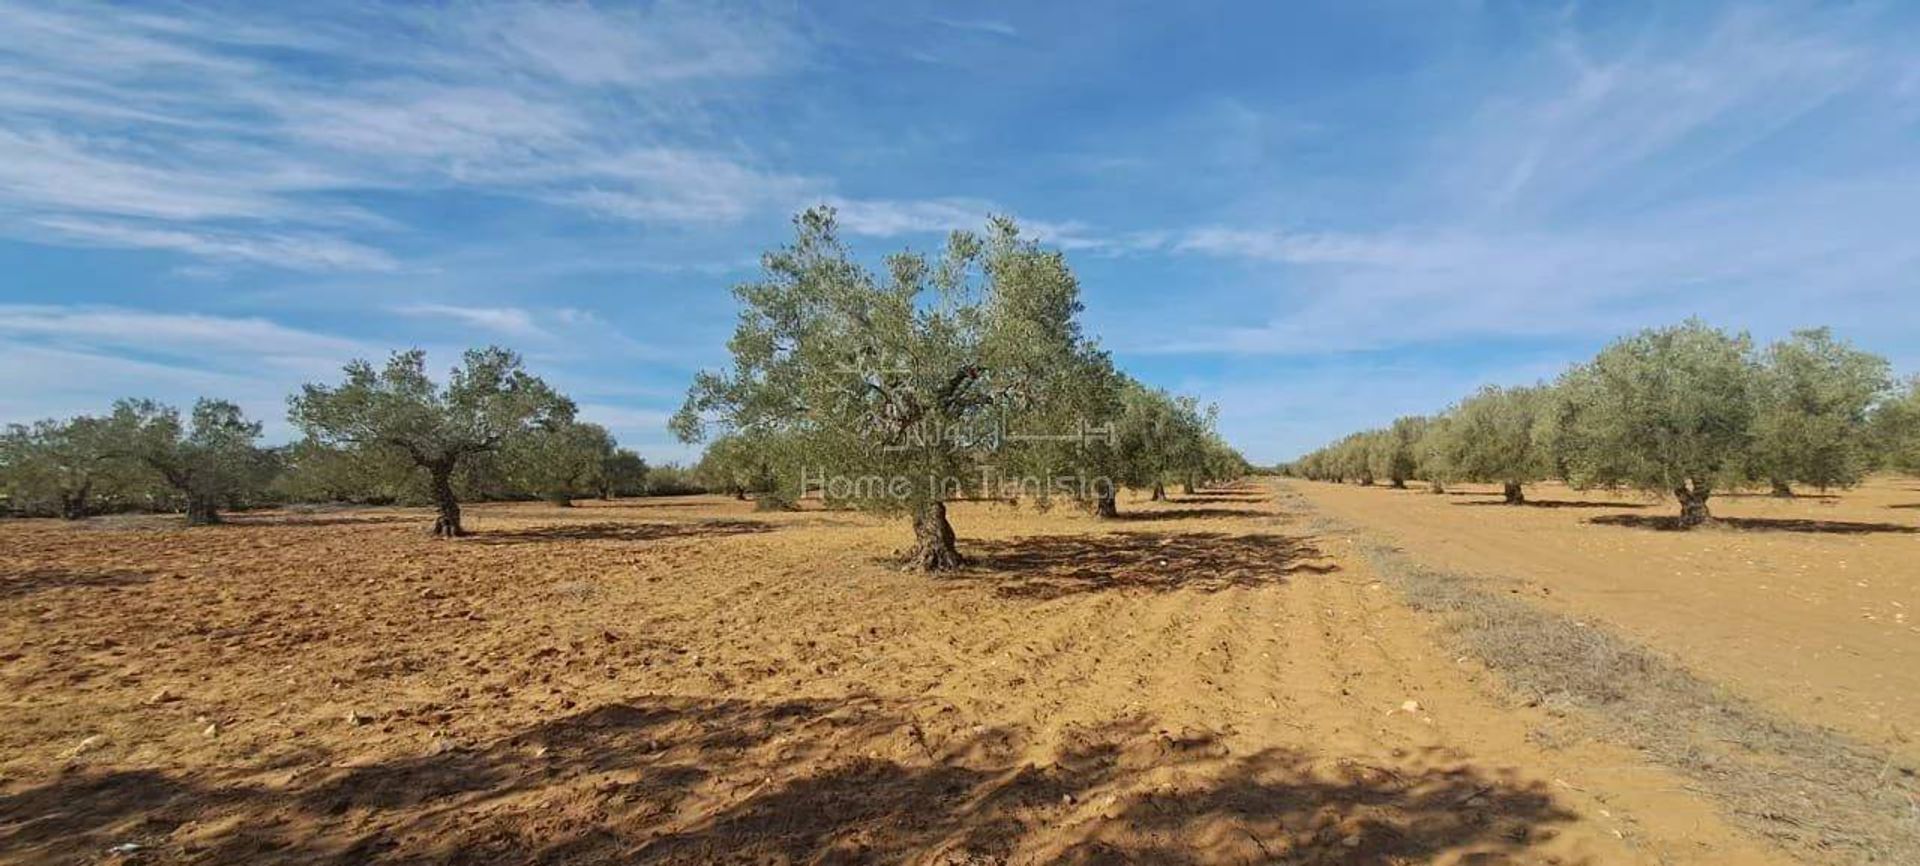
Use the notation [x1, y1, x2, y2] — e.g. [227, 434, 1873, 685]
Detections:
[1288, 477, 1920, 766]
[2, 486, 1794, 864]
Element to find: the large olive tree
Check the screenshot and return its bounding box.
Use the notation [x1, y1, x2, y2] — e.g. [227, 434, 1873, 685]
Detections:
[1750, 328, 1891, 496]
[1553, 321, 1758, 527]
[290, 348, 573, 537]
[674, 208, 1103, 570]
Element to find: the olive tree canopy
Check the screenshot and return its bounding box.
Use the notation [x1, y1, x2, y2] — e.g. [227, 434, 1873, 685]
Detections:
[1552, 321, 1758, 526]
[0, 415, 132, 519]
[673, 207, 1106, 570]
[1750, 328, 1891, 495]
[290, 347, 573, 537]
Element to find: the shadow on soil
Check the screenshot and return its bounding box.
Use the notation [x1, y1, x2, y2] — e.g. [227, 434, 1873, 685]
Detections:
[0, 569, 151, 601]
[0, 696, 1585, 866]
[1111, 507, 1269, 522]
[1451, 499, 1651, 510]
[959, 531, 1336, 599]
[1589, 514, 1918, 535]
[470, 520, 773, 545]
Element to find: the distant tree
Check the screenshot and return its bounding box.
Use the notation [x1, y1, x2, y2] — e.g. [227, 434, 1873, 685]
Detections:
[506, 420, 616, 506]
[1750, 328, 1891, 496]
[694, 433, 777, 500]
[1553, 321, 1758, 527]
[290, 347, 573, 537]
[674, 208, 1103, 570]
[1441, 385, 1554, 504]
[599, 448, 649, 499]
[1367, 417, 1425, 489]
[273, 438, 414, 504]
[1414, 414, 1453, 492]
[108, 398, 274, 525]
[1114, 384, 1206, 502]
[0, 415, 125, 518]
[1873, 376, 1920, 475]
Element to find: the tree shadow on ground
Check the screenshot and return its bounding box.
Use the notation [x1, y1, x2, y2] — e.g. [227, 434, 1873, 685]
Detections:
[0, 569, 150, 601]
[1452, 499, 1651, 509]
[1169, 491, 1271, 503]
[470, 520, 773, 545]
[0, 695, 1586, 866]
[1717, 491, 1842, 500]
[1589, 514, 1918, 535]
[957, 531, 1336, 599]
[1887, 503, 1920, 510]
[1112, 507, 1269, 522]
[225, 514, 424, 528]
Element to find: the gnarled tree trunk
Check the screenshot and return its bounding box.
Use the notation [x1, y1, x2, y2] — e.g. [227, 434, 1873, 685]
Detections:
[1427, 480, 1445, 494]
[1390, 476, 1407, 489]
[1674, 482, 1712, 527]
[906, 500, 963, 571]
[1502, 481, 1525, 505]
[1769, 478, 1794, 498]
[1094, 493, 1118, 519]
[1182, 474, 1196, 495]
[428, 465, 463, 538]
[1149, 481, 1167, 501]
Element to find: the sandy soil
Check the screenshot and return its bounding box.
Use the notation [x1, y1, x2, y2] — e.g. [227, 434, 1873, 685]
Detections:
[1287, 476, 1920, 766]
[2, 486, 1789, 865]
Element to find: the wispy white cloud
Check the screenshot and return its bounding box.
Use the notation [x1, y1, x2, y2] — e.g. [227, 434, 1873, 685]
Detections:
[1138, 4, 1920, 358]
[0, 1, 813, 271]
[390, 304, 548, 339]
[929, 17, 1020, 38]
[30, 216, 398, 272]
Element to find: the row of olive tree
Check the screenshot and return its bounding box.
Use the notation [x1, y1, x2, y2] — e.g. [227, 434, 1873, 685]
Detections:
[672, 207, 1245, 570]
[1288, 322, 1918, 527]
[1, 348, 654, 534]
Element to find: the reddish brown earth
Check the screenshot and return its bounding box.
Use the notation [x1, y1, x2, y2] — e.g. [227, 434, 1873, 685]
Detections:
[2, 487, 1793, 864]
[1289, 476, 1920, 766]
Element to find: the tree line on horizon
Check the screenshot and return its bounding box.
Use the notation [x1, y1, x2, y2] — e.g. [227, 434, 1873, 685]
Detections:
[1, 209, 1249, 557]
[0, 348, 652, 532]
[1283, 321, 1920, 526]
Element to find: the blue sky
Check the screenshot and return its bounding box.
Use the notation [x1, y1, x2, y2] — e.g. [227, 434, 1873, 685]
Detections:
[2, 1, 1916, 463]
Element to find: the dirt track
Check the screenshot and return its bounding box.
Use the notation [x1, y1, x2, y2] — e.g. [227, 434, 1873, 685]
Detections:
[1288, 477, 1920, 766]
[2, 486, 1791, 864]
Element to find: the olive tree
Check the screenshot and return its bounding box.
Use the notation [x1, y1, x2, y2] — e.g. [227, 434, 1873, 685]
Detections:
[1553, 321, 1758, 526]
[674, 208, 1101, 571]
[1750, 328, 1891, 496]
[599, 448, 649, 499]
[108, 398, 275, 525]
[694, 433, 776, 501]
[505, 420, 616, 506]
[0, 415, 126, 518]
[1368, 417, 1425, 489]
[1873, 376, 1920, 475]
[1441, 385, 1554, 503]
[290, 347, 573, 537]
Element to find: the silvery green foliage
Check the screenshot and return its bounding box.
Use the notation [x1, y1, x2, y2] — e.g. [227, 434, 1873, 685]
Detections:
[1440, 385, 1554, 487]
[673, 207, 1105, 517]
[1552, 320, 1759, 520]
[1749, 328, 1891, 491]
